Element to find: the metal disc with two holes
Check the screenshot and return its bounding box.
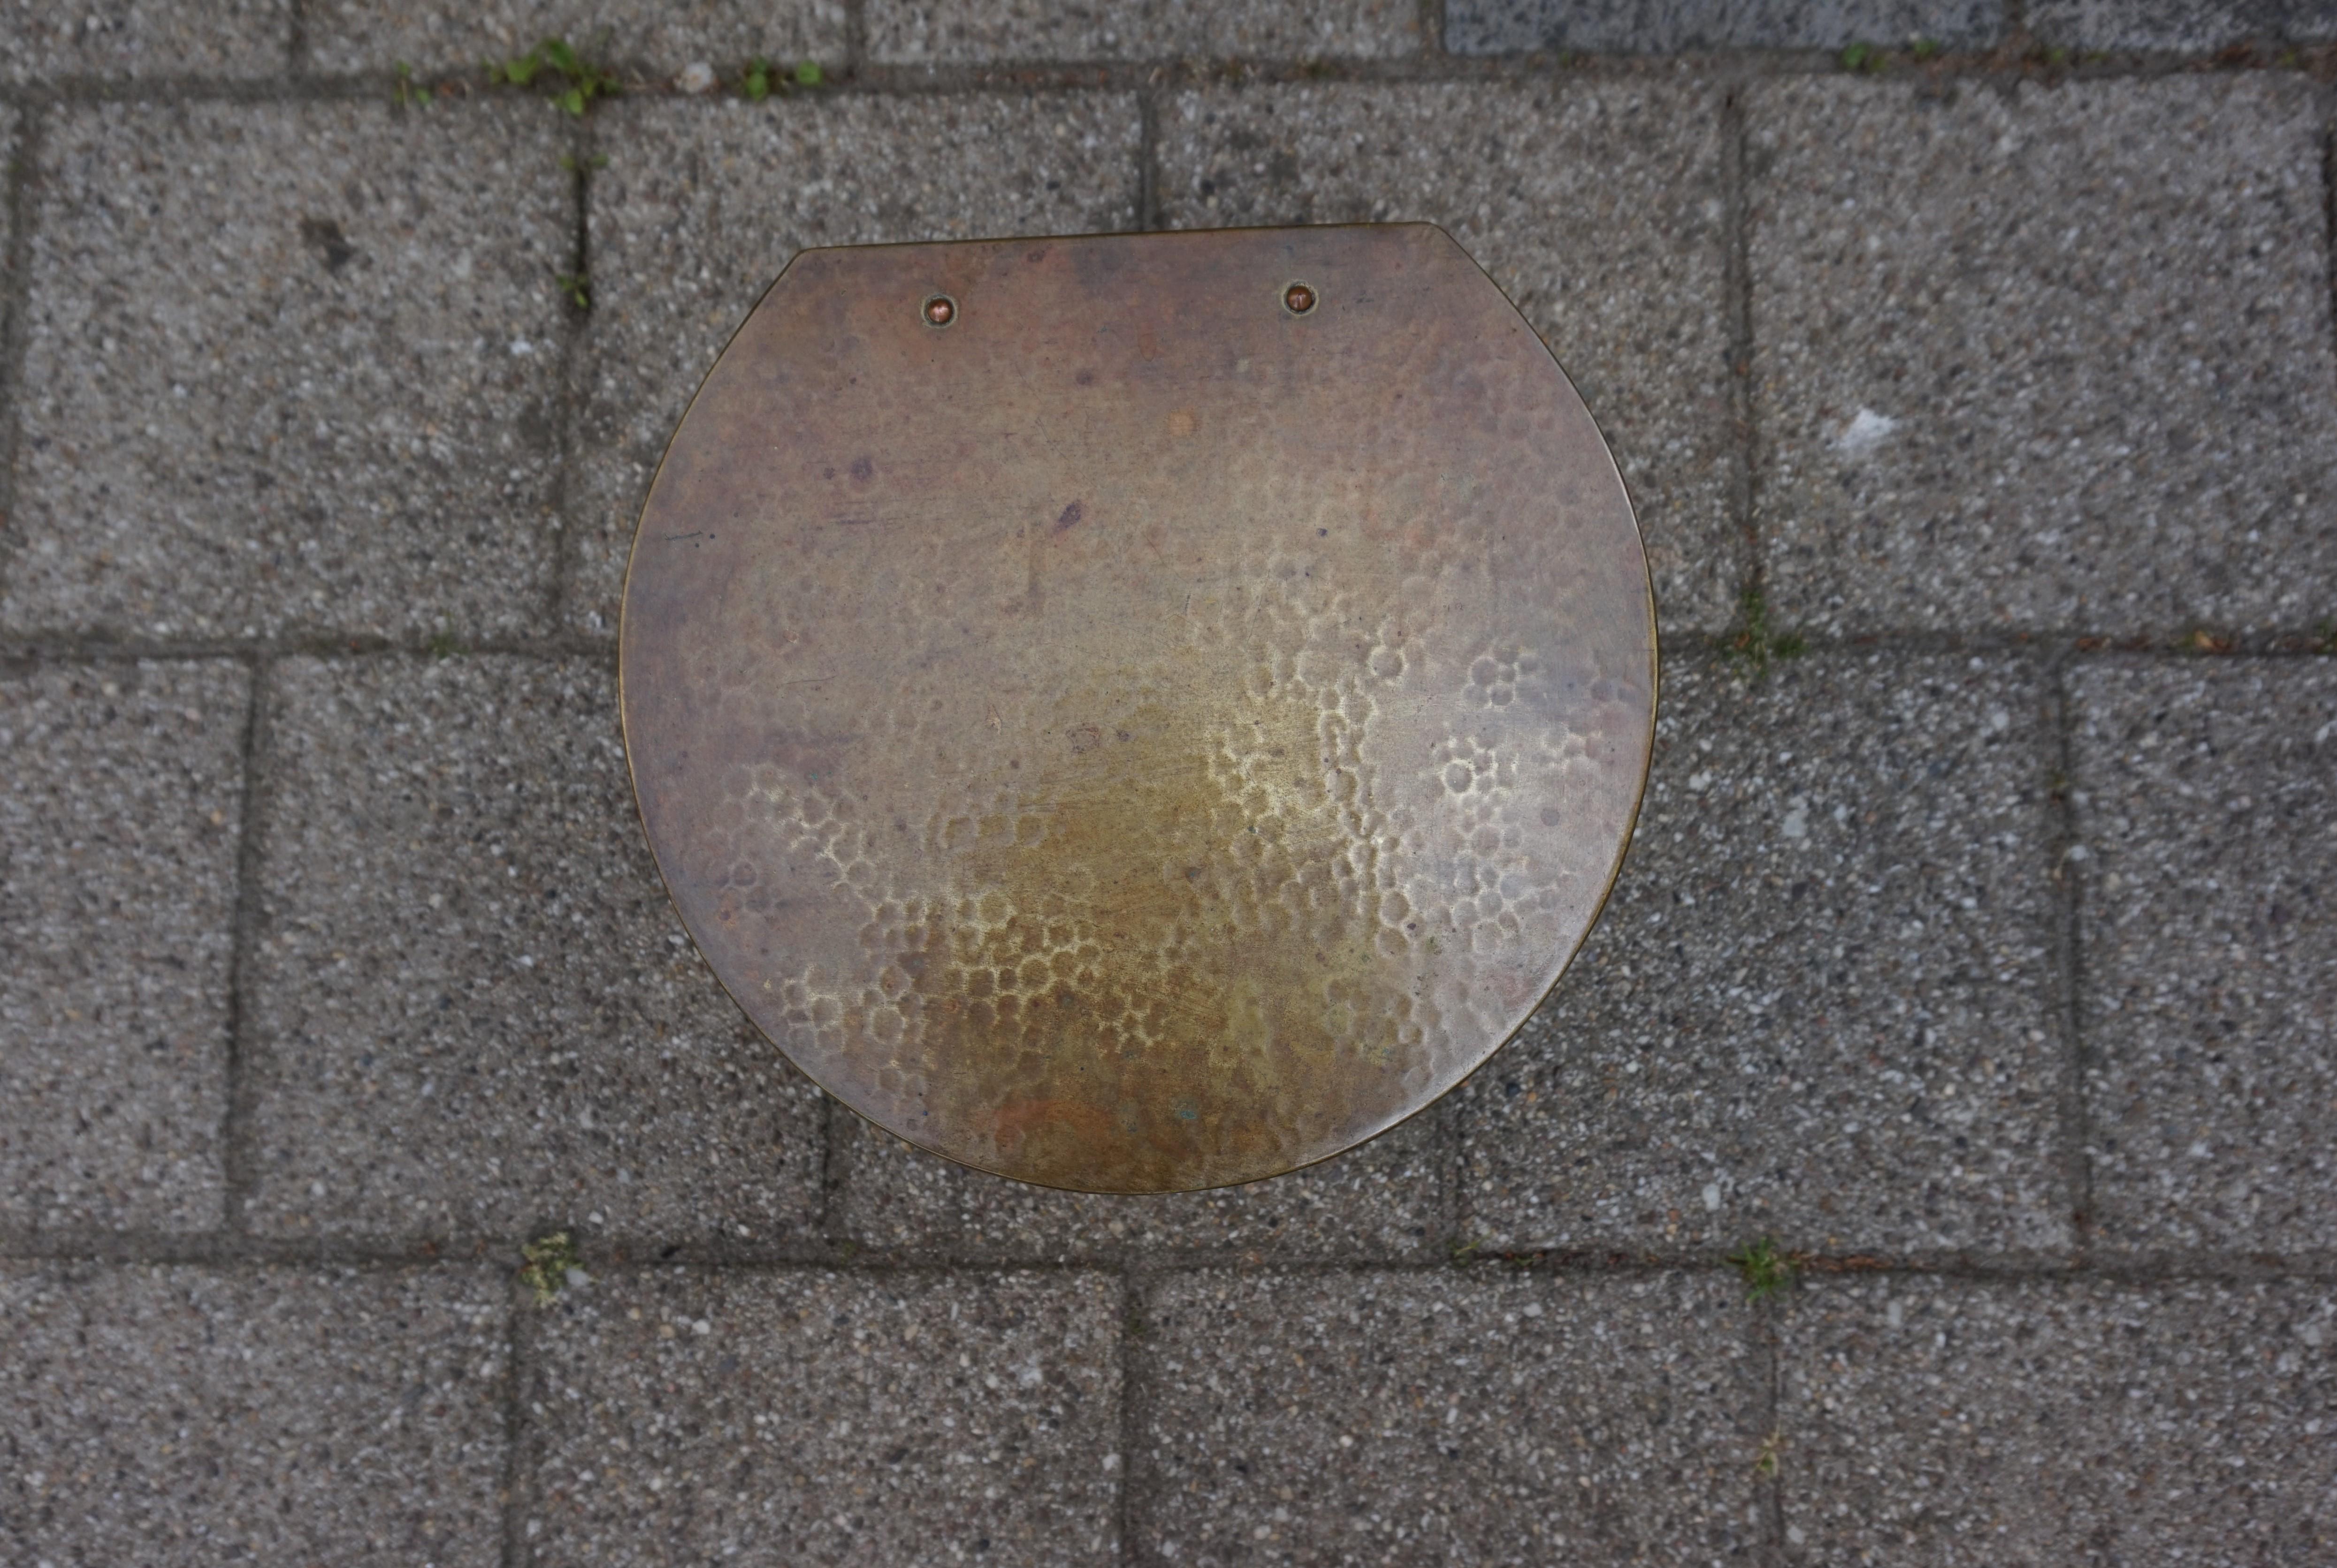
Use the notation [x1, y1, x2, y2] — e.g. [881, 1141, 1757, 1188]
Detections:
[619, 224, 1655, 1193]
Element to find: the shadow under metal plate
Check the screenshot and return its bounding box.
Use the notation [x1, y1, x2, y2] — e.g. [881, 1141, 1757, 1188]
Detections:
[619, 224, 1656, 1194]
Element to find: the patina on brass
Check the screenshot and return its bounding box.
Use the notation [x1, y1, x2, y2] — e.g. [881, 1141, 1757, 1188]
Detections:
[619, 224, 1656, 1194]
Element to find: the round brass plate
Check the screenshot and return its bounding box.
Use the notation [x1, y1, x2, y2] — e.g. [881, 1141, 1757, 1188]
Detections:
[619, 224, 1656, 1193]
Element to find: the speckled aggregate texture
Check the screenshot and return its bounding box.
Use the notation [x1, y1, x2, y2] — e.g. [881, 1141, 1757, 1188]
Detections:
[2072, 660, 2337, 1258]
[835, 1110, 1443, 1259]
[304, 0, 848, 76]
[0, 0, 288, 80]
[243, 655, 825, 1241]
[0, 663, 246, 1232]
[568, 93, 1144, 634]
[3, 100, 571, 642]
[1463, 650, 2069, 1257]
[1159, 81, 1740, 632]
[1780, 1275, 2337, 1561]
[2028, 0, 2337, 47]
[1751, 76, 2337, 638]
[0, 104, 14, 378]
[1135, 1270, 1758, 1564]
[1448, 0, 2001, 53]
[527, 1268, 1122, 1565]
[867, 0, 1420, 62]
[0, 1263, 509, 1566]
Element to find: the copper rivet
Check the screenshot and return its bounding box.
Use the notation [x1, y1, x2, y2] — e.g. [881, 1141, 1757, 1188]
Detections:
[1283, 282, 1317, 315]
[923, 294, 957, 327]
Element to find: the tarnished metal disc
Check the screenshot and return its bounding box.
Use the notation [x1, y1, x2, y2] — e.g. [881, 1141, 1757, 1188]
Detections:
[619, 225, 1655, 1193]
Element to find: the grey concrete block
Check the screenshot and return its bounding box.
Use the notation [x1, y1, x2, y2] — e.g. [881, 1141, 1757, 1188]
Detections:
[1780, 1275, 2337, 1561]
[1751, 76, 2337, 637]
[570, 93, 1144, 634]
[1463, 650, 2070, 1259]
[2029, 0, 2337, 48]
[1158, 82, 1742, 633]
[244, 654, 825, 1243]
[1134, 1269, 1759, 1564]
[834, 1108, 1443, 1260]
[2072, 658, 2337, 1257]
[0, 1262, 508, 1566]
[526, 1267, 1122, 1564]
[868, 0, 1419, 62]
[0, 102, 13, 405]
[1449, 0, 2000, 54]
[4, 100, 571, 642]
[0, 661, 247, 1233]
[305, 0, 846, 77]
[0, 0, 288, 80]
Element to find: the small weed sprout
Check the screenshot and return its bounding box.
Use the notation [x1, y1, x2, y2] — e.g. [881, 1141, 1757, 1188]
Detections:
[394, 61, 433, 108]
[425, 629, 462, 659]
[2315, 619, 2336, 655]
[488, 37, 619, 116]
[1726, 585, 1806, 674]
[519, 1231, 583, 1306]
[1840, 40, 1885, 72]
[1727, 1236, 1793, 1301]
[555, 269, 591, 310]
[1449, 1233, 1485, 1263]
[1753, 1429, 1785, 1476]
[558, 152, 611, 173]
[740, 56, 820, 100]
[1909, 36, 1942, 60]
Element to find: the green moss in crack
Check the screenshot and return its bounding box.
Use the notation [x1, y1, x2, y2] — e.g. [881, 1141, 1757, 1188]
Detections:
[1725, 585, 1807, 674]
[519, 1231, 583, 1307]
[1726, 1236, 1794, 1302]
[487, 37, 618, 116]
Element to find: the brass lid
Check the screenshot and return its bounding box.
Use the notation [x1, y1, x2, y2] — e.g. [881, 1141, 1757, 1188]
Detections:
[620, 224, 1655, 1193]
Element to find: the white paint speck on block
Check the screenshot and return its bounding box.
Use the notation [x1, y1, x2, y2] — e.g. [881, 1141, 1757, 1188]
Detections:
[1702, 1182, 1722, 1211]
[1833, 406, 1899, 455]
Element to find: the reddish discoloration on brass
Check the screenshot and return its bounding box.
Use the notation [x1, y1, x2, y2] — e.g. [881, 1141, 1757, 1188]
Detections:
[619, 225, 1655, 1193]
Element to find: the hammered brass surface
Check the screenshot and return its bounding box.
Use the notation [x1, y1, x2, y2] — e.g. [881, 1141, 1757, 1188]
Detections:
[619, 225, 1655, 1193]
